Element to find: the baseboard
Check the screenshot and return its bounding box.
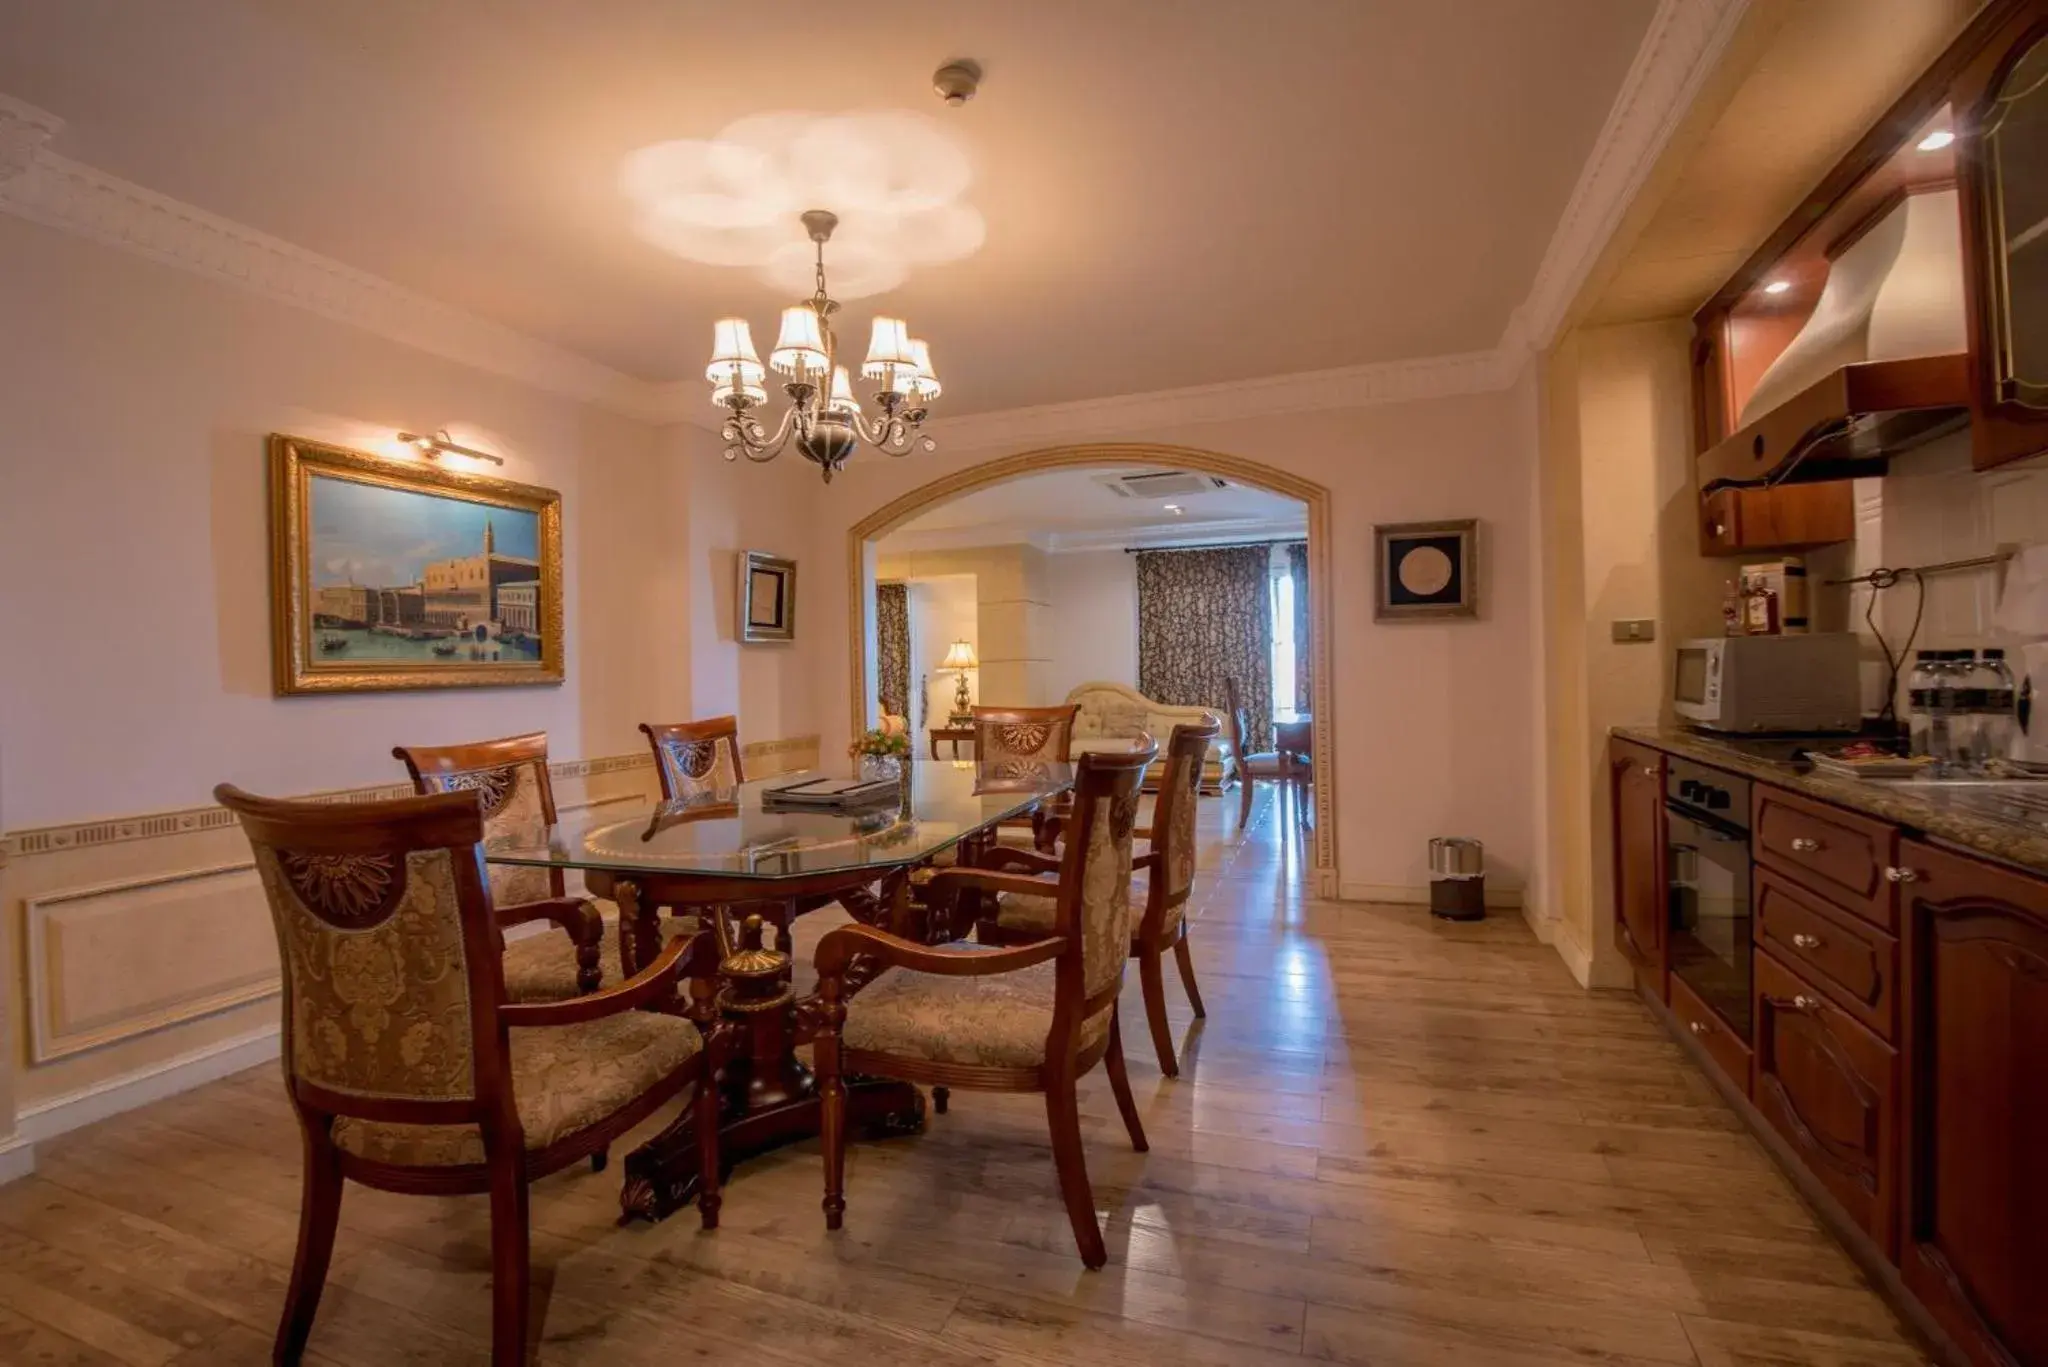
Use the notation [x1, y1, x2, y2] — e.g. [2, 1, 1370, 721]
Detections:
[1551, 928, 1595, 986]
[1338, 881, 1524, 909]
[18, 1025, 280, 1144]
[0, 1134, 35, 1186]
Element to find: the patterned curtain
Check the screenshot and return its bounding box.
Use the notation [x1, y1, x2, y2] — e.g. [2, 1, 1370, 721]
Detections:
[875, 582, 910, 722]
[1136, 545, 1274, 753]
[1286, 541, 1310, 714]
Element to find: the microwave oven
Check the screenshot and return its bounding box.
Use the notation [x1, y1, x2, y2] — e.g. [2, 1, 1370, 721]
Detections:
[1672, 633, 1861, 733]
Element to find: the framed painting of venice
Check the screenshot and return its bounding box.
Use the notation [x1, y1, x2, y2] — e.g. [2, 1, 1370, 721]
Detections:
[268, 435, 565, 695]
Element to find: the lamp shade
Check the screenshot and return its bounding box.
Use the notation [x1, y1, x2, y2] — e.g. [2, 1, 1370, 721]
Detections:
[705, 318, 764, 384]
[827, 365, 861, 414]
[940, 639, 978, 670]
[862, 316, 917, 379]
[770, 306, 828, 376]
[710, 373, 766, 407]
[905, 338, 942, 400]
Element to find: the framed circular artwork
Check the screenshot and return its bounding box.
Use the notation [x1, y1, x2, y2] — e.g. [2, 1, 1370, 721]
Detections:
[1374, 519, 1478, 620]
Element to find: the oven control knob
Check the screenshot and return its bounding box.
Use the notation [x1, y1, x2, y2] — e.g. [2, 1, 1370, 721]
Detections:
[1706, 788, 1731, 811]
[1679, 780, 1701, 802]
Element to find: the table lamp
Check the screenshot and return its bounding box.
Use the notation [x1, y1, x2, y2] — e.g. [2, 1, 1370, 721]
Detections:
[940, 639, 979, 725]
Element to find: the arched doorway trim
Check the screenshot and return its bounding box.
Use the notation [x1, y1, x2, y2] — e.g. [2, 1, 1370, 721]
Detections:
[846, 442, 1336, 883]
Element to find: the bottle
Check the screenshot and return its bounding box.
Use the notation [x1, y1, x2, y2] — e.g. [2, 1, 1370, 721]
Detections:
[1722, 580, 1743, 637]
[1907, 651, 1940, 758]
[1950, 650, 1984, 770]
[1927, 651, 1960, 768]
[1981, 648, 2018, 765]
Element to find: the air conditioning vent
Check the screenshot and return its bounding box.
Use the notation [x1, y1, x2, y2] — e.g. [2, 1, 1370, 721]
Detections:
[1095, 471, 1231, 499]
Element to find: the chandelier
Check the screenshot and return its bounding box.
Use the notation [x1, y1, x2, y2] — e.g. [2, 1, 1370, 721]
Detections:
[707, 210, 941, 483]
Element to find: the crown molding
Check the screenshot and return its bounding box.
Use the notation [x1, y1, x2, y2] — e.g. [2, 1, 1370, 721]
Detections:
[1501, 0, 1749, 357]
[0, 94, 61, 182]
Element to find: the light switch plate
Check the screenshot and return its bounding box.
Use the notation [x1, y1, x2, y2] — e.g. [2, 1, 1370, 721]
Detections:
[1611, 619, 1657, 643]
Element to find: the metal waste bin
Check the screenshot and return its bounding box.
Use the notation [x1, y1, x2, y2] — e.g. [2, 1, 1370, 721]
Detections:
[1429, 837, 1485, 921]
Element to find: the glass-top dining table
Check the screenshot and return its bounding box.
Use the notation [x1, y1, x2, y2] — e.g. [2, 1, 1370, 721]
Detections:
[487, 758, 1074, 1221]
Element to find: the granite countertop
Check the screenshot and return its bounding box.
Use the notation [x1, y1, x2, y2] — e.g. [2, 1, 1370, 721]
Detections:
[1614, 725, 2048, 879]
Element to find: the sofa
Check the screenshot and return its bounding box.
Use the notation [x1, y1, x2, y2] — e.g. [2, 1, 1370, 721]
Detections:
[1064, 680, 1231, 792]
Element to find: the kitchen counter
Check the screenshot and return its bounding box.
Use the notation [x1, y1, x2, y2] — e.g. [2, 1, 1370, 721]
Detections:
[1614, 725, 2048, 878]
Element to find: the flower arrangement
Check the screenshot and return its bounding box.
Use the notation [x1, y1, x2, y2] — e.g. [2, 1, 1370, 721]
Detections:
[850, 726, 911, 760]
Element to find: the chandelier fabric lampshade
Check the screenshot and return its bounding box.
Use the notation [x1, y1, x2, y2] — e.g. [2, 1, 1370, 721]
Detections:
[940, 640, 979, 671]
[706, 318, 764, 384]
[708, 209, 940, 483]
[770, 306, 829, 376]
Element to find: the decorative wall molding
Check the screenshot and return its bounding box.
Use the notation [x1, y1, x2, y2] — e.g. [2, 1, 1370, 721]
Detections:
[0, 94, 61, 182]
[1503, 0, 1750, 356]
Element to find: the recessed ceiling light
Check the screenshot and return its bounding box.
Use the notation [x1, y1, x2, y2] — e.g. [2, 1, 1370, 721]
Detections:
[1917, 129, 1955, 152]
[1163, 503, 1184, 515]
[1763, 280, 1792, 295]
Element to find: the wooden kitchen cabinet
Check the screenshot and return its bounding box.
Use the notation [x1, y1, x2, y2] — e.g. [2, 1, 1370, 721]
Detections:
[1754, 948, 1899, 1256]
[1899, 839, 2048, 1367]
[1609, 740, 1667, 999]
[1698, 483, 1856, 557]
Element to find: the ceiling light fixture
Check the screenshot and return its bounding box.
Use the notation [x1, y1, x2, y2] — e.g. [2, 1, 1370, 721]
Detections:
[1763, 280, 1792, 295]
[709, 209, 939, 483]
[395, 430, 505, 466]
[1917, 129, 1955, 151]
[1164, 504, 1185, 515]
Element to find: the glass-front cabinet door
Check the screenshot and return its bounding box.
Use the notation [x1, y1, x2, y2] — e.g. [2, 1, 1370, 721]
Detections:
[1964, 14, 2048, 466]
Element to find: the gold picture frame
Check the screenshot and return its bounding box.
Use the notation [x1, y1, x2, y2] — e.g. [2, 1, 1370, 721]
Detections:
[1374, 518, 1478, 621]
[739, 550, 797, 643]
[268, 434, 565, 694]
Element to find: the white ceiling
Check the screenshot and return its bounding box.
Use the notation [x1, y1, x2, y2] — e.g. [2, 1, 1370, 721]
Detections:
[877, 466, 1306, 553]
[0, 0, 1655, 415]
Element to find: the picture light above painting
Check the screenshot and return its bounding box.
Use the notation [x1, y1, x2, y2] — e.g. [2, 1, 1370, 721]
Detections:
[267, 434, 565, 694]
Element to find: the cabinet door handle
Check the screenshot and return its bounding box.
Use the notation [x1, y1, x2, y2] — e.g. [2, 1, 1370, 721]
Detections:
[1710, 522, 1727, 538]
[1792, 994, 1821, 1012]
[1789, 837, 1823, 853]
[1688, 1020, 1709, 1036]
[1884, 866, 1919, 884]
[1791, 932, 1822, 950]
[1642, 766, 1658, 778]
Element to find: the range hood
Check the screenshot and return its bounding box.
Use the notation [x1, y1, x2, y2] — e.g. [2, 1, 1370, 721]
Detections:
[1699, 187, 1972, 493]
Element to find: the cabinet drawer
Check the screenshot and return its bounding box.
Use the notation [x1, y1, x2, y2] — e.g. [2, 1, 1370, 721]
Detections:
[1754, 786, 1898, 930]
[1755, 870, 1898, 1041]
[1668, 971, 1752, 1100]
[1754, 948, 1898, 1256]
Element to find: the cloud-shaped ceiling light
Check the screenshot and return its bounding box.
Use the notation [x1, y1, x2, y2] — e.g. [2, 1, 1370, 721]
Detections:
[621, 111, 984, 298]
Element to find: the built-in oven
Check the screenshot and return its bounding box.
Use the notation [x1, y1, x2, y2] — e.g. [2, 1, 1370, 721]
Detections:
[1664, 758, 1753, 1042]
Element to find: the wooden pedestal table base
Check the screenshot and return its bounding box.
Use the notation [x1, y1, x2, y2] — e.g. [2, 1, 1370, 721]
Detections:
[594, 870, 930, 1223]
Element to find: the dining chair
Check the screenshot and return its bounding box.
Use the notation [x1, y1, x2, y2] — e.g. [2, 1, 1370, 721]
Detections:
[983, 720, 1218, 1076]
[216, 783, 725, 1367]
[1222, 675, 1303, 833]
[640, 716, 745, 800]
[973, 704, 1079, 851]
[808, 744, 1155, 1269]
[393, 732, 611, 1001]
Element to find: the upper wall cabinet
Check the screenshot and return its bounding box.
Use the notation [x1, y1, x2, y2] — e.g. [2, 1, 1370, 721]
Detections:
[1690, 0, 2048, 537]
[1957, 7, 2048, 469]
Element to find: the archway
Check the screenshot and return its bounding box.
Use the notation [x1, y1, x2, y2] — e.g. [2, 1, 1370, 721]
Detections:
[846, 442, 1337, 886]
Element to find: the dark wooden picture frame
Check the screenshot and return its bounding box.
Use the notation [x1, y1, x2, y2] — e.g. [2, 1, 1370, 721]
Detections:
[1374, 519, 1478, 621]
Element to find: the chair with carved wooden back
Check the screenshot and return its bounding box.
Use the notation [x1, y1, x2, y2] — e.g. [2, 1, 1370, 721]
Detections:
[809, 744, 1155, 1268]
[1222, 675, 1296, 833]
[983, 719, 1217, 1076]
[392, 733, 609, 1003]
[641, 715, 745, 802]
[215, 783, 724, 1367]
[973, 703, 1079, 851]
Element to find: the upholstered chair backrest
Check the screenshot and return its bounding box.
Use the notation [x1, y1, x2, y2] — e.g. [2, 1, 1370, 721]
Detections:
[1054, 746, 1152, 1008]
[1153, 719, 1220, 911]
[218, 784, 500, 1113]
[640, 717, 745, 802]
[1221, 675, 1251, 761]
[972, 704, 1079, 766]
[393, 733, 559, 908]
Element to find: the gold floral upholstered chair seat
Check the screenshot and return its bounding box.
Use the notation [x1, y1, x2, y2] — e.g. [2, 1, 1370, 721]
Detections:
[808, 744, 1156, 1269]
[392, 731, 609, 1001]
[218, 781, 726, 1367]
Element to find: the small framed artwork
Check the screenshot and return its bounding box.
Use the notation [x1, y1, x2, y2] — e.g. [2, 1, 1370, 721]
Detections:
[269, 434, 564, 694]
[1375, 519, 1478, 621]
[739, 550, 797, 643]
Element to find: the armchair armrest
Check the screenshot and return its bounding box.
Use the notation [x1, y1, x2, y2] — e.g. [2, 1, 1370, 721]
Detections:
[496, 895, 600, 940]
[814, 923, 1063, 980]
[500, 933, 692, 1028]
[974, 846, 1061, 876]
[923, 867, 1063, 902]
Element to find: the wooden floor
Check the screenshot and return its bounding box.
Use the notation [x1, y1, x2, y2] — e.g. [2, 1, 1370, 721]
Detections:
[0, 791, 1931, 1366]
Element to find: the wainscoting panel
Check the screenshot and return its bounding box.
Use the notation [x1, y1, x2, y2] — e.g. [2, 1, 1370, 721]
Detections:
[26, 861, 275, 1064]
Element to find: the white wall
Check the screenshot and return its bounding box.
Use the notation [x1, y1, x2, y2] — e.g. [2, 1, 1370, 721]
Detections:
[821, 377, 1543, 900]
[1043, 550, 1139, 697]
